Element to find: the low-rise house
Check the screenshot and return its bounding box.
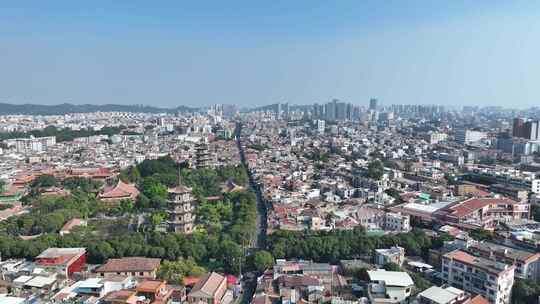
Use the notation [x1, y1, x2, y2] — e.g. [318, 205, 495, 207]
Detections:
[374, 246, 405, 267]
[366, 270, 414, 304]
[417, 285, 489, 304]
[136, 280, 174, 304]
[95, 257, 161, 279]
[34, 248, 86, 278]
[22, 273, 58, 296]
[187, 272, 227, 304]
[102, 289, 138, 304]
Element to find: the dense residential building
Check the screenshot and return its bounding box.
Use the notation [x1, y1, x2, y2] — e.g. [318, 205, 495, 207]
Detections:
[469, 242, 540, 280]
[442, 250, 515, 304]
[4, 104, 540, 304]
[384, 212, 411, 232]
[4, 136, 56, 153]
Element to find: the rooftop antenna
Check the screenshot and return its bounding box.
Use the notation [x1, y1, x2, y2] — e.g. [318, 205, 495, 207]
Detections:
[178, 165, 182, 187]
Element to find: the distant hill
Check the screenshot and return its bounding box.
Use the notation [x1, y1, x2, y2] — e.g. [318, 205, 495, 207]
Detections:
[0, 103, 198, 115]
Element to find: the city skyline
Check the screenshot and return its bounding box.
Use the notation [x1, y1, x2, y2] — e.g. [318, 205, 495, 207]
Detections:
[1, 1, 539, 108]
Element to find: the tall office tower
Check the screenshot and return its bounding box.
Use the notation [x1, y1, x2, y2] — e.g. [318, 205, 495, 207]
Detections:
[312, 103, 320, 118]
[325, 100, 337, 121]
[275, 103, 282, 120]
[529, 121, 539, 140]
[369, 98, 378, 111]
[513, 118, 526, 138]
[513, 118, 540, 140]
[335, 101, 347, 120]
[283, 102, 290, 119]
[346, 103, 353, 120]
[313, 103, 326, 119]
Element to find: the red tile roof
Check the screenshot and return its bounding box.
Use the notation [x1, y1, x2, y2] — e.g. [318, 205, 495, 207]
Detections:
[447, 197, 519, 218]
[444, 250, 476, 264]
[136, 280, 166, 293]
[98, 180, 139, 200]
[189, 272, 226, 298]
[96, 257, 161, 273]
[465, 295, 490, 304]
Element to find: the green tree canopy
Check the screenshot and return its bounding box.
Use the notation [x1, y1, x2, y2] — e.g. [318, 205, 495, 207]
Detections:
[367, 160, 384, 180]
[31, 174, 58, 188]
[252, 250, 274, 272]
[512, 279, 540, 304]
[158, 258, 206, 285]
[382, 262, 402, 271]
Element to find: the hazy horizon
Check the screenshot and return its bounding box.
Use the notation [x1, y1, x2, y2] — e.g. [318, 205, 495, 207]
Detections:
[1, 1, 539, 108]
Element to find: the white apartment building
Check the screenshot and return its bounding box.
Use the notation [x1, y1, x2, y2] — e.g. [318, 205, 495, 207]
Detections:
[5, 136, 56, 153]
[426, 132, 448, 144]
[384, 212, 411, 232]
[367, 270, 414, 304]
[442, 250, 515, 304]
[317, 120, 325, 134]
[374, 246, 405, 267]
[456, 129, 486, 145]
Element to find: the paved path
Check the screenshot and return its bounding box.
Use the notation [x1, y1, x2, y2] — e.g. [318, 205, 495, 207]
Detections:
[235, 122, 267, 249]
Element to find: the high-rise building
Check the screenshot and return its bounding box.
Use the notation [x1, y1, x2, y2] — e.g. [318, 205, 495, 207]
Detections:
[335, 100, 347, 120]
[325, 100, 336, 121]
[312, 103, 325, 119]
[316, 120, 325, 134]
[513, 118, 526, 138]
[526, 120, 540, 140]
[369, 98, 378, 111]
[512, 118, 540, 140]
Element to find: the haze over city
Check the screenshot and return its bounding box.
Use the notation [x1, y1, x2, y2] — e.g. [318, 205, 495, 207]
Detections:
[5, 2, 540, 304]
[1, 1, 539, 108]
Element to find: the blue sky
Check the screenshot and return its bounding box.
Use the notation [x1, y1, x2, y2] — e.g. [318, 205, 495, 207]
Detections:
[0, 1, 539, 108]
